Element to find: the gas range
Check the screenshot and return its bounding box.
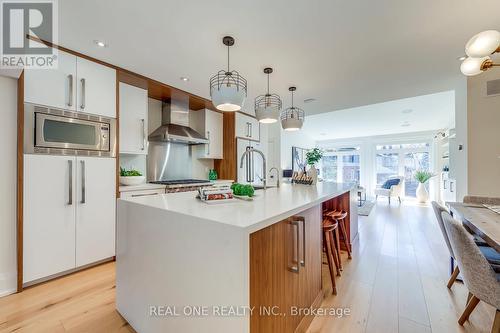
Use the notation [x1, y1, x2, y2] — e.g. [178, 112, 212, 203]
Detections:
[149, 179, 213, 192]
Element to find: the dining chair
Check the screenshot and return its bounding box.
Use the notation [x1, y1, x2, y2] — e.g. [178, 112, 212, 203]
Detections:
[441, 211, 500, 332]
[431, 201, 500, 288]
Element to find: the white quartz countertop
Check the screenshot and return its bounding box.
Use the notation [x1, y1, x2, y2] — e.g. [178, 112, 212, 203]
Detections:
[119, 179, 234, 192]
[119, 182, 353, 233]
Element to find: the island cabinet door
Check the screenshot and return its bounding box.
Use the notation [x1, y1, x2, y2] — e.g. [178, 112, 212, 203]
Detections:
[249, 205, 322, 333]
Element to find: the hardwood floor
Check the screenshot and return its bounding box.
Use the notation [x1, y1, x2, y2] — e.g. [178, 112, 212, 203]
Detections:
[0, 201, 495, 332]
[0, 262, 134, 333]
[308, 200, 496, 333]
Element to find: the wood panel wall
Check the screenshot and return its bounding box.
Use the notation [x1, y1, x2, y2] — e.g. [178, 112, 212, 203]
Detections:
[214, 112, 236, 180]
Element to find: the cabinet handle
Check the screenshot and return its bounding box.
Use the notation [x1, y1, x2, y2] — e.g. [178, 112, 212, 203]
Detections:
[293, 216, 306, 267]
[80, 160, 86, 204]
[288, 220, 300, 273]
[443, 180, 447, 190]
[141, 119, 146, 150]
[67, 74, 73, 107]
[450, 181, 454, 193]
[80, 78, 86, 109]
[68, 160, 73, 205]
[206, 131, 210, 156]
[249, 123, 253, 138]
[246, 122, 252, 137]
[131, 193, 159, 198]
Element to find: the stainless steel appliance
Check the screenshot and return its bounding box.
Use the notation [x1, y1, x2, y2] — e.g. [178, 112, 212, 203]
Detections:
[148, 99, 208, 144]
[24, 103, 116, 157]
[237, 138, 265, 187]
[150, 179, 213, 193]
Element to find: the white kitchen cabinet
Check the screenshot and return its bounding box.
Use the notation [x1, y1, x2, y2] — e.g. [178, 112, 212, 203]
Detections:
[76, 57, 116, 118]
[24, 44, 116, 118]
[24, 47, 77, 111]
[119, 83, 148, 154]
[190, 109, 223, 159]
[235, 112, 260, 142]
[75, 157, 116, 267]
[23, 154, 76, 283]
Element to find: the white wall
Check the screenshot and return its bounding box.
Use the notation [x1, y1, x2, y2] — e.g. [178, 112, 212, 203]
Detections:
[280, 127, 316, 170]
[453, 79, 468, 201]
[466, 70, 500, 197]
[0, 75, 18, 297]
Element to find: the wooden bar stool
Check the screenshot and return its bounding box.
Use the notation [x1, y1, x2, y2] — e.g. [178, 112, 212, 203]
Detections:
[322, 218, 340, 295]
[324, 210, 352, 271]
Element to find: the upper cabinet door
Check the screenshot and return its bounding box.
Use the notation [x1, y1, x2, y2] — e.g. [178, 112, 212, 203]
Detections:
[76, 57, 116, 118]
[75, 157, 116, 267]
[24, 48, 77, 110]
[119, 83, 148, 154]
[23, 154, 77, 283]
[205, 110, 223, 159]
[235, 112, 260, 142]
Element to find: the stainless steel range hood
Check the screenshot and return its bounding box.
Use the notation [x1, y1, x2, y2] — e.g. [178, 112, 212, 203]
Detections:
[148, 99, 208, 145]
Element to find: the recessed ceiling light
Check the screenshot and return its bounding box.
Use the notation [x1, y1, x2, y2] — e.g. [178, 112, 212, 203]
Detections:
[304, 98, 316, 103]
[401, 109, 413, 114]
[320, 133, 327, 136]
[94, 40, 107, 48]
[457, 55, 467, 61]
[180, 77, 189, 82]
[401, 122, 411, 127]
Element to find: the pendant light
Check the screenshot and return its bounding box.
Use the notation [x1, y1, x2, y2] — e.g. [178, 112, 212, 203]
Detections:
[209, 36, 247, 111]
[281, 87, 305, 131]
[255, 67, 281, 123]
[460, 30, 500, 76]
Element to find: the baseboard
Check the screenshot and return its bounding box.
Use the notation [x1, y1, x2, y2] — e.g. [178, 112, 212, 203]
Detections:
[295, 290, 324, 333]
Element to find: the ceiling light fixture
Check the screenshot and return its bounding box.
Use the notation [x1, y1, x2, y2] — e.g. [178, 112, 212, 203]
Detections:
[402, 109, 413, 114]
[460, 30, 500, 76]
[281, 87, 305, 131]
[94, 40, 107, 48]
[209, 36, 247, 112]
[180, 77, 189, 82]
[255, 67, 281, 124]
[304, 98, 316, 104]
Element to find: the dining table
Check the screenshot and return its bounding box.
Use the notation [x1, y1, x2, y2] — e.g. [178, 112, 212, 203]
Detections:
[448, 202, 500, 253]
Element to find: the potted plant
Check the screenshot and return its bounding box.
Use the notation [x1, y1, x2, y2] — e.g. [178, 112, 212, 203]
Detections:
[414, 170, 435, 203]
[120, 167, 146, 186]
[305, 148, 323, 184]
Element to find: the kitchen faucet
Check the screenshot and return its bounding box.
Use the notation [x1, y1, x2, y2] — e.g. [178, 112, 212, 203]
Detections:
[240, 148, 266, 190]
[269, 167, 280, 188]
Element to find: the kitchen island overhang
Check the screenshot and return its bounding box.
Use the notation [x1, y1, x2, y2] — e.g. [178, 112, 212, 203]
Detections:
[116, 182, 357, 333]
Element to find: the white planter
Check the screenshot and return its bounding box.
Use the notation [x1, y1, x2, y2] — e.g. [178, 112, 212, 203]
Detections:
[416, 183, 429, 203]
[120, 176, 146, 186]
[307, 166, 318, 185]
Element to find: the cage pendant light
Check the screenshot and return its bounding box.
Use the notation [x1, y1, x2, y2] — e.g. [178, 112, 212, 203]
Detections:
[209, 36, 247, 111]
[281, 87, 305, 131]
[255, 67, 282, 123]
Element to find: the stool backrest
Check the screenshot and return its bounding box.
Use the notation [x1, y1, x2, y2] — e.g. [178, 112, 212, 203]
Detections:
[441, 211, 500, 309]
[431, 201, 455, 259]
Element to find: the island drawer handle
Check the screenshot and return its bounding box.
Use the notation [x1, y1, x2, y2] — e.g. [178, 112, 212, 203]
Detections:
[288, 220, 300, 273]
[291, 216, 306, 267]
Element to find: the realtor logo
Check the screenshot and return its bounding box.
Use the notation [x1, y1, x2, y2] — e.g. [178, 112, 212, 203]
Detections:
[1, 0, 58, 68]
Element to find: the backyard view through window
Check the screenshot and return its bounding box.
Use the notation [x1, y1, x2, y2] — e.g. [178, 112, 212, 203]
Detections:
[322, 148, 360, 185]
[376, 143, 430, 197]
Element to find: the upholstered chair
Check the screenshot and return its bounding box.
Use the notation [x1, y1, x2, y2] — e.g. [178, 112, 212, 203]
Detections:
[374, 176, 404, 204]
[441, 211, 500, 332]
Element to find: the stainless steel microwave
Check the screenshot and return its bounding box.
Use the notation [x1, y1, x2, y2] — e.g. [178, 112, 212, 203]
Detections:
[24, 103, 116, 157]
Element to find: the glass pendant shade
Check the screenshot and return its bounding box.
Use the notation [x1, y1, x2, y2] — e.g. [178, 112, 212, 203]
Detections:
[255, 68, 281, 123]
[209, 36, 247, 112]
[465, 30, 500, 58]
[460, 56, 490, 76]
[281, 87, 304, 131]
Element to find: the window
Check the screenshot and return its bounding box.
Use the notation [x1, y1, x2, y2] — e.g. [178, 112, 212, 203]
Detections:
[321, 147, 360, 184]
[376, 153, 399, 185]
[404, 152, 430, 197]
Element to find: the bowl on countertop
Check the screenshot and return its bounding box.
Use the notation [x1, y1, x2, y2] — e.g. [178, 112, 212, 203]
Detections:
[120, 176, 146, 186]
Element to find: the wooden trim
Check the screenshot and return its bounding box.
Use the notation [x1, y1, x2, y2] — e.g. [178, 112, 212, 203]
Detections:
[294, 291, 324, 333]
[28, 35, 216, 111]
[17, 71, 24, 292]
[214, 112, 236, 180]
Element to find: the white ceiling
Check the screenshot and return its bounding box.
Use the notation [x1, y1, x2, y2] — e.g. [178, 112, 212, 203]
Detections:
[302, 90, 455, 141]
[59, 0, 500, 115]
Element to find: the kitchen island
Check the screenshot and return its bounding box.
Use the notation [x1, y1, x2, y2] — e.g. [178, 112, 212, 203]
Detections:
[116, 182, 357, 333]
